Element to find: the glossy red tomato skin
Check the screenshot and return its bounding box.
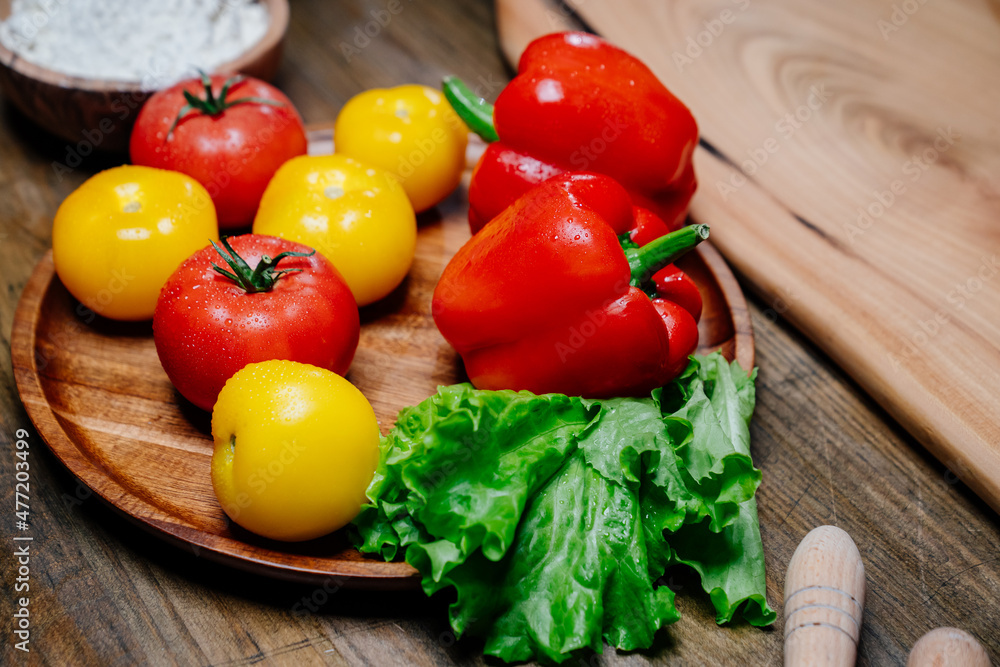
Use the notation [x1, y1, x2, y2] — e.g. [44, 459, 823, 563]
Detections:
[130, 75, 307, 229]
[153, 235, 360, 411]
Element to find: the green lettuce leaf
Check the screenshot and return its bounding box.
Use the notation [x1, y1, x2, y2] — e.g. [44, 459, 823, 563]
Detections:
[442, 454, 679, 663]
[353, 352, 774, 663]
[665, 497, 775, 626]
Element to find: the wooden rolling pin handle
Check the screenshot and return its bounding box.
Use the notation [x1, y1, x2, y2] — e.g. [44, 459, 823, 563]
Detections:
[907, 627, 991, 667]
[784, 526, 866, 667]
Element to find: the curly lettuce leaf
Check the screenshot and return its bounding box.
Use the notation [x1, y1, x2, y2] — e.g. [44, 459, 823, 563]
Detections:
[354, 384, 598, 570]
[353, 353, 774, 663]
[666, 497, 775, 626]
[443, 454, 679, 663]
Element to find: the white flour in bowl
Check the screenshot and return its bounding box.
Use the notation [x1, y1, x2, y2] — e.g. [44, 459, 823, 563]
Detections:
[0, 0, 269, 87]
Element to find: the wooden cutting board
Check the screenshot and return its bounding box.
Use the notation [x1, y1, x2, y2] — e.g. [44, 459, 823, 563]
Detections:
[497, 0, 1000, 513]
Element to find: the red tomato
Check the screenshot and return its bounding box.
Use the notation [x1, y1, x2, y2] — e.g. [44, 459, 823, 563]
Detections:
[153, 234, 359, 411]
[130, 74, 307, 229]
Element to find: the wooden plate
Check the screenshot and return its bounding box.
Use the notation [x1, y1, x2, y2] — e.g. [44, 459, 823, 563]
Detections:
[11, 131, 754, 588]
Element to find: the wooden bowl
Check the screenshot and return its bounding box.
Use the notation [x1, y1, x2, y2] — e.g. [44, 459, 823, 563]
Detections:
[0, 0, 289, 152]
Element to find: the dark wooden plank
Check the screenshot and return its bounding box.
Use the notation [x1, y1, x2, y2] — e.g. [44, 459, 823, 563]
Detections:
[1, 1, 999, 665]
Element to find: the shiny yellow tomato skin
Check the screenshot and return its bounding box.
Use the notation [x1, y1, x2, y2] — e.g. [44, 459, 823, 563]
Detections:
[333, 84, 468, 212]
[211, 360, 380, 542]
[252, 154, 416, 306]
[52, 165, 218, 321]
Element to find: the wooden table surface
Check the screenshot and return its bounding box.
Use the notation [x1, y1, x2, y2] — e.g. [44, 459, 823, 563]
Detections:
[1, 1, 998, 665]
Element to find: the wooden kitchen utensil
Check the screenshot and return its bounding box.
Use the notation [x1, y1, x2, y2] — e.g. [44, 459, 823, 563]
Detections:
[784, 526, 866, 666]
[908, 627, 991, 667]
[494, 0, 1000, 515]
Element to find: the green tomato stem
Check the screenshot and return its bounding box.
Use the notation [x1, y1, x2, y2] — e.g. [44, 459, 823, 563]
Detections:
[210, 237, 315, 293]
[167, 72, 286, 139]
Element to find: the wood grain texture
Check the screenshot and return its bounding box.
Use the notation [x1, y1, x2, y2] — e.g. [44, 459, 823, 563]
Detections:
[783, 526, 866, 666]
[907, 627, 991, 667]
[535, 0, 1000, 516]
[2, 1, 1000, 665]
[0, 0, 288, 151]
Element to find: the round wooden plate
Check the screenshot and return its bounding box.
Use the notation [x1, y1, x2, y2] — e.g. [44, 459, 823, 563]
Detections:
[11, 129, 753, 588]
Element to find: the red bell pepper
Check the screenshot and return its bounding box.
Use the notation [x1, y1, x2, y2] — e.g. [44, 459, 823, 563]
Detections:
[653, 264, 703, 323]
[444, 31, 698, 235]
[432, 173, 707, 398]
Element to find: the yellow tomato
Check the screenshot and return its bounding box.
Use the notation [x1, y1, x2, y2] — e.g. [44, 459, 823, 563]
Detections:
[211, 359, 380, 542]
[334, 84, 468, 212]
[253, 154, 416, 306]
[52, 165, 218, 321]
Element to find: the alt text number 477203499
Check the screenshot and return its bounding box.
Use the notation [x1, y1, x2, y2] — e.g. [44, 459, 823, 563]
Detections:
[12, 429, 32, 653]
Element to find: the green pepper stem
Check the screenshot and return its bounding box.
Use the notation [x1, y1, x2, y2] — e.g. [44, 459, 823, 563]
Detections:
[625, 224, 709, 286]
[442, 76, 499, 143]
